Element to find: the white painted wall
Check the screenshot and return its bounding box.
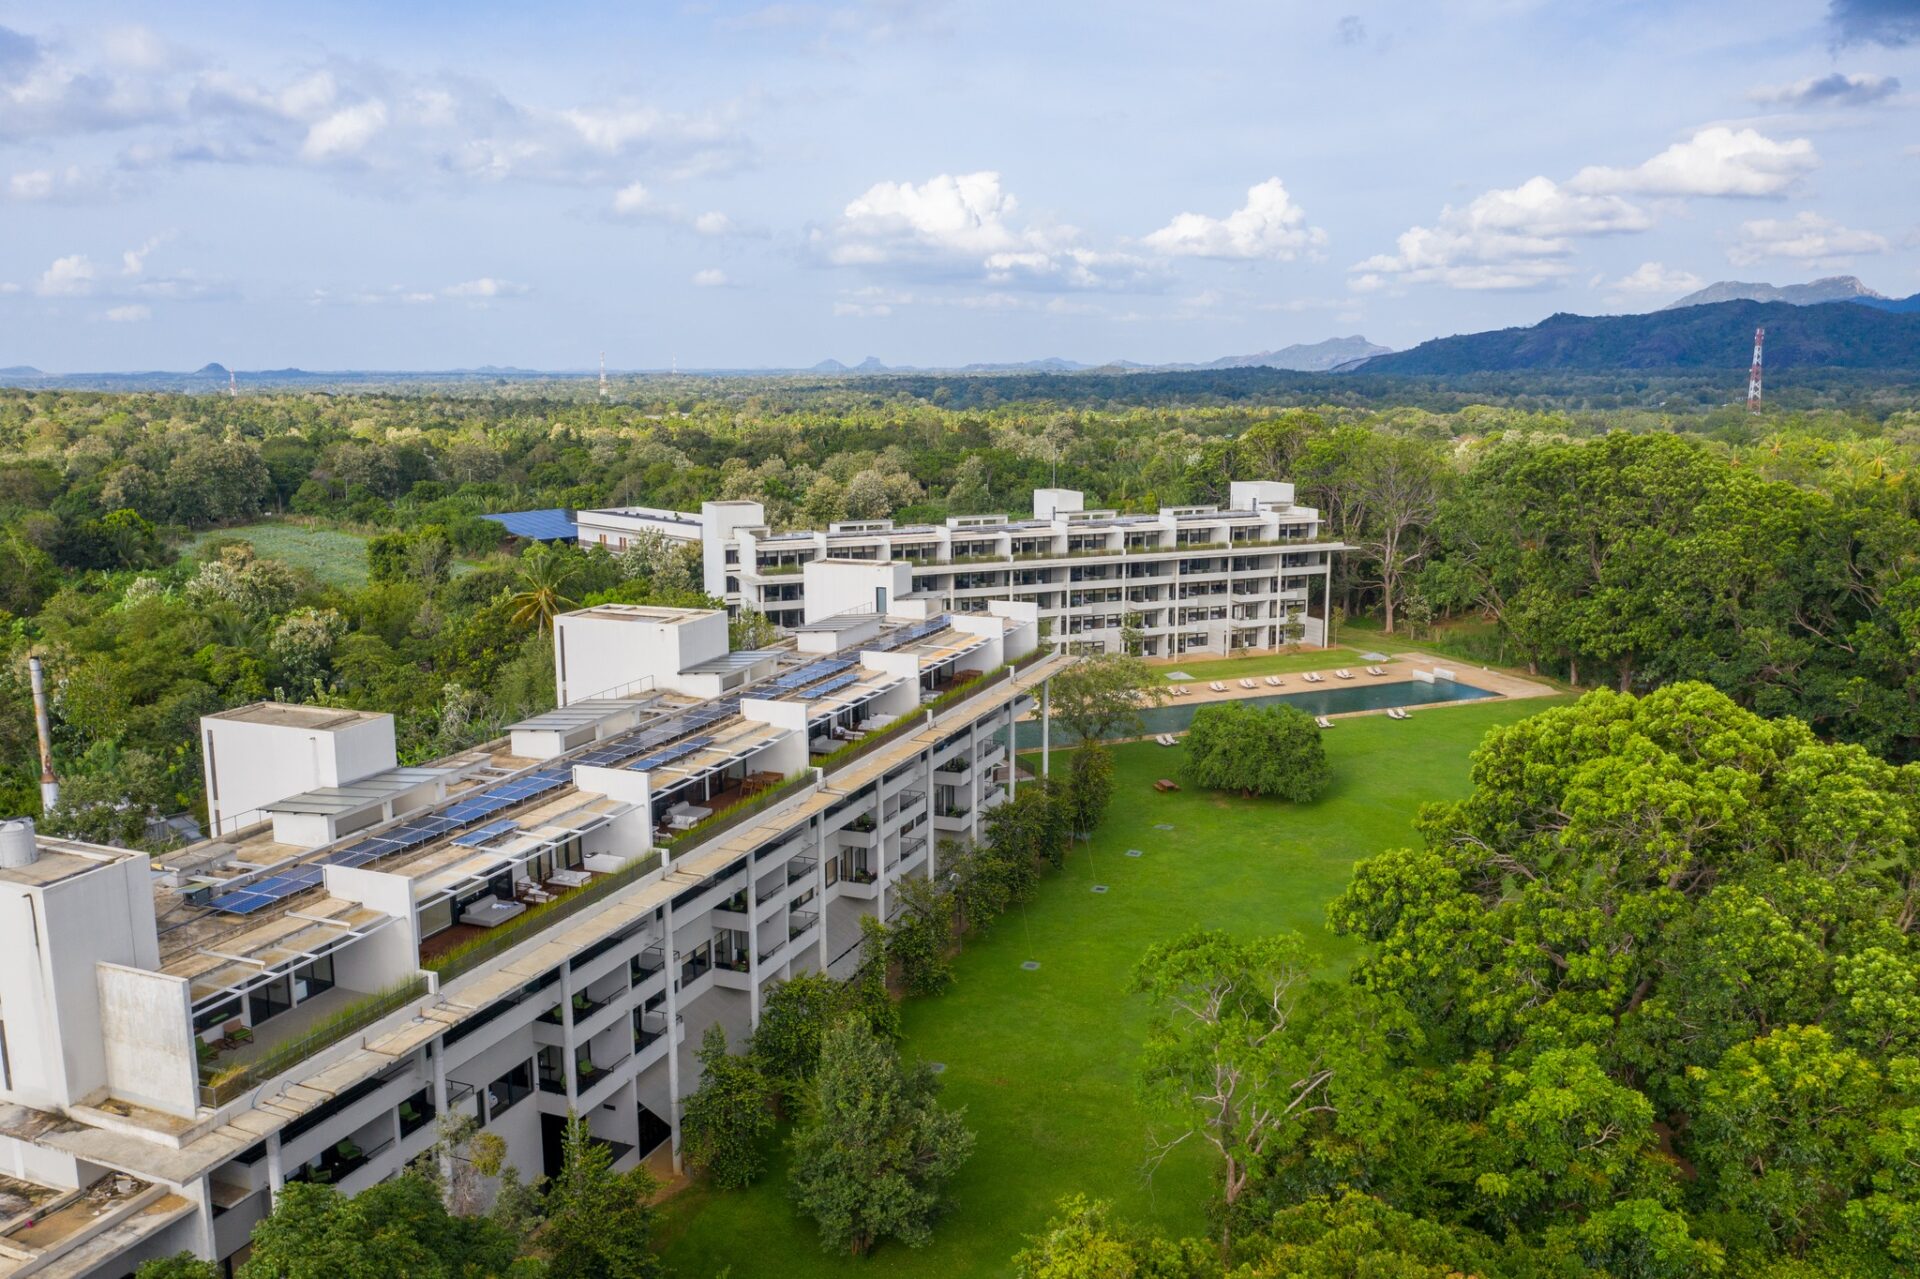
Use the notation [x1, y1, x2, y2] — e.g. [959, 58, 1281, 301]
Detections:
[699, 500, 766, 598]
[554, 607, 729, 706]
[802, 560, 913, 624]
[201, 711, 396, 835]
[96, 965, 198, 1118]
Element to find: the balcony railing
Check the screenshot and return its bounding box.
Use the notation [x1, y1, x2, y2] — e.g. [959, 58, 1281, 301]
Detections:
[789, 908, 820, 940]
[198, 977, 429, 1109]
[786, 855, 817, 884]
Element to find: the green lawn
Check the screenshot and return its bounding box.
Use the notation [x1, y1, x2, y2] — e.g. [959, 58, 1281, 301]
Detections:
[1151, 645, 1368, 682]
[655, 695, 1571, 1276]
[182, 520, 498, 590]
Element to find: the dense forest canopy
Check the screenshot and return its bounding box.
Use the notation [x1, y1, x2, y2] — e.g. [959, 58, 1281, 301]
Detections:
[2, 379, 1919, 838]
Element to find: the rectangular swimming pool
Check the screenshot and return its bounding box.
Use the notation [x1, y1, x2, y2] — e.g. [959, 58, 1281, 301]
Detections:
[1014, 678, 1498, 747]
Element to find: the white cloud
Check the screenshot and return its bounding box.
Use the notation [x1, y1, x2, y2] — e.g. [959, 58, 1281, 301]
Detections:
[442, 277, 527, 299]
[612, 181, 653, 215]
[1606, 261, 1705, 295]
[104, 303, 150, 322]
[301, 99, 388, 161]
[819, 170, 1149, 290]
[694, 210, 734, 236]
[1728, 212, 1888, 265]
[1750, 71, 1900, 108]
[35, 254, 97, 296]
[1351, 176, 1650, 291]
[1142, 178, 1326, 261]
[121, 234, 166, 276]
[692, 268, 729, 287]
[1570, 126, 1817, 198]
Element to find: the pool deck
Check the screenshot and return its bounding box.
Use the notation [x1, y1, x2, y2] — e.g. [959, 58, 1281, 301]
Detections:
[1017, 653, 1558, 744]
[1162, 656, 1555, 715]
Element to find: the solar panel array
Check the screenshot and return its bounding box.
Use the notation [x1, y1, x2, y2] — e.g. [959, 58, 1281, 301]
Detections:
[212, 767, 571, 914]
[768, 658, 854, 693]
[207, 621, 950, 914]
[452, 819, 520, 847]
[627, 735, 714, 772]
[793, 671, 861, 700]
[870, 615, 950, 653]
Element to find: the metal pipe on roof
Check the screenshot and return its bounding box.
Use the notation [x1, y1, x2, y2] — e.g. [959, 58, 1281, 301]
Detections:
[30, 655, 58, 811]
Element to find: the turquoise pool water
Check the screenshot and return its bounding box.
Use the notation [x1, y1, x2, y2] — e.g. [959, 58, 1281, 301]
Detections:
[1014, 678, 1497, 747]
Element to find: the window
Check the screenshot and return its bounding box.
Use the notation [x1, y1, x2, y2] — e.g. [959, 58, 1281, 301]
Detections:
[293, 955, 335, 1003]
[488, 1061, 533, 1118]
[418, 897, 453, 939]
[249, 976, 293, 1026]
[194, 995, 243, 1035]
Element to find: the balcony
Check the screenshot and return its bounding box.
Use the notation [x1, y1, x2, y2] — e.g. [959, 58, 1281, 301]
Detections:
[788, 908, 820, 941]
[631, 945, 666, 982]
[786, 855, 817, 885]
[288, 1134, 393, 1188]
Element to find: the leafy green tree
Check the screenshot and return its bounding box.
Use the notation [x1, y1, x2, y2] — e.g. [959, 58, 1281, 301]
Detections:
[1064, 743, 1115, 839]
[847, 914, 902, 1041]
[1047, 653, 1163, 745]
[751, 973, 843, 1102]
[788, 1016, 976, 1256]
[1181, 702, 1330, 801]
[682, 1023, 774, 1190]
[236, 1172, 524, 1278]
[1242, 1192, 1502, 1279]
[885, 873, 956, 997]
[1012, 1195, 1215, 1279]
[536, 1114, 662, 1279]
[1132, 928, 1329, 1252]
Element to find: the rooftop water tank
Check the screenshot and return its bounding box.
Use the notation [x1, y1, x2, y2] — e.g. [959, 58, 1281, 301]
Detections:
[0, 816, 37, 868]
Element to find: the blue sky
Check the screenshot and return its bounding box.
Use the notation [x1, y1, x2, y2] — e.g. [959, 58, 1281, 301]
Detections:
[2, 0, 1917, 370]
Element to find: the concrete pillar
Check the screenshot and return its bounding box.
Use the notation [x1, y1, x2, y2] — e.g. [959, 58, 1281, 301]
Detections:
[560, 964, 579, 1110]
[663, 898, 683, 1173]
[968, 721, 982, 845]
[1041, 678, 1052, 778]
[265, 1132, 284, 1206]
[746, 868, 761, 1025]
[431, 1039, 452, 1186]
[194, 1177, 217, 1259]
[924, 741, 937, 881]
[1008, 700, 1018, 800]
[815, 818, 829, 972]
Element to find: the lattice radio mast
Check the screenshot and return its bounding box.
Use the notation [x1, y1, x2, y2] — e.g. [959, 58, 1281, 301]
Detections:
[599, 351, 608, 400]
[227, 368, 237, 398]
[1747, 327, 1764, 413]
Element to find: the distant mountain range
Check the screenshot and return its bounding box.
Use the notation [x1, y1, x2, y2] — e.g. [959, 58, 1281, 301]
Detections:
[803, 337, 1394, 376]
[1663, 275, 1891, 310]
[1348, 297, 1920, 376]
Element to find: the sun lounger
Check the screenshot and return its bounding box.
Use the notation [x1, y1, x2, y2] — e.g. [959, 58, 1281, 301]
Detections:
[1210, 682, 1228, 693]
[1366, 666, 1386, 676]
[1335, 669, 1354, 679]
[1264, 675, 1283, 687]
[1303, 672, 1323, 683]
[1316, 716, 1333, 729]
[1239, 679, 1257, 690]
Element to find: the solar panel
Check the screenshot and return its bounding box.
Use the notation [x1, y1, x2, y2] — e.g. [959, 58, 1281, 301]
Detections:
[322, 847, 379, 868]
[628, 735, 714, 772]
[208, 890, 277, 915]
[453, 820, 519, 847]
[770, 658, 855, 691]
[871, 615, 949, 653]
[794, 672, 861, 700]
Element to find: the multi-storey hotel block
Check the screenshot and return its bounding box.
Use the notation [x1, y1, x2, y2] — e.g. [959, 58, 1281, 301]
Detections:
[0, 600, 1061, 1277]
[576, 480, 1343, 657]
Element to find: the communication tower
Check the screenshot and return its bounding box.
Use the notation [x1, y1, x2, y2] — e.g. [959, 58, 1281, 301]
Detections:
[599, 351, 608, 400]
[1747, 327, 1764, 413]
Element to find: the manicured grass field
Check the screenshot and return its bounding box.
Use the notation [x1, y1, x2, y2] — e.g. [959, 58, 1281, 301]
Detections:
[1150, 645, 1368, 682]
[184, 521, 379, 589]
[655, 695, 1570, 1276]
[183, 520, 496, 590]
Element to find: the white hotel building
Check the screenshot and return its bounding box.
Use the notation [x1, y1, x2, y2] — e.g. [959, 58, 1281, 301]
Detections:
[576, 480, 1343, 657]
[0, 600, 1060, 1277]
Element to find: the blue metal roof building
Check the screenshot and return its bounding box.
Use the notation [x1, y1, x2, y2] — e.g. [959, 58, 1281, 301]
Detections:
[482, 509, 578, 542]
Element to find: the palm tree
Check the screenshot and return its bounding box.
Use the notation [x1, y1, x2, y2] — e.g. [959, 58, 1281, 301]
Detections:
[508, 550, 580, 633]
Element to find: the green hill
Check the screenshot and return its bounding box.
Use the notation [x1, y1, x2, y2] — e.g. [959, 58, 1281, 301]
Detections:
[1351, 299, 1920, 376]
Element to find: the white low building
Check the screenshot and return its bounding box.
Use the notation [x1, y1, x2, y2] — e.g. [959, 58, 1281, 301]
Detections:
[577, 479, 1344, 657]
[0, 603, 1061, 1277]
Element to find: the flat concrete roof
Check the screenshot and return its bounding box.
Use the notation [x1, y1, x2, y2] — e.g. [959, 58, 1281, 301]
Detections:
[0, 836, 144, 889]
[567, 603, 716, 624]
[204, 702, 388, 732]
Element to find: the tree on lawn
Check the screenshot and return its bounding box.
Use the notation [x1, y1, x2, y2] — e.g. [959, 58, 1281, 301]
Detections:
[1063, 742, 1114, 839]
[536, 1113, 662, 1279]
[885, 872, 958, 996]
[788, 1016, 976, 1256]
[1132, 929, 1332, 1255]
[681, 1023, 774, 1190]
[1047, 652, 1163, 746]
[1181, 701, 1330, 801]
[751, 972, 843, 1104]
